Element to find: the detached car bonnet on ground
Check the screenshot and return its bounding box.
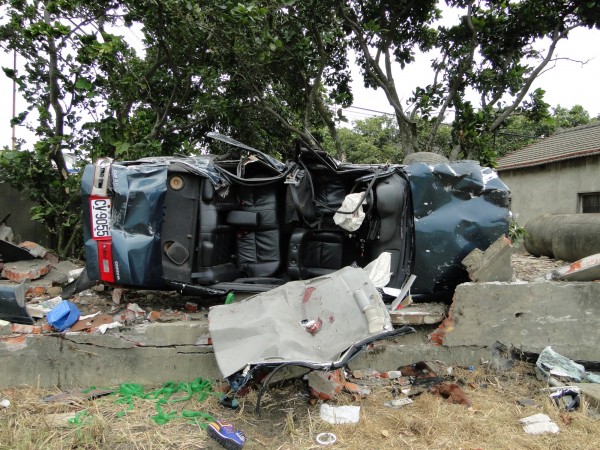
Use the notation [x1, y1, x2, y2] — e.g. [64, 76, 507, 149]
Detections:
[81, 134, 510, 299]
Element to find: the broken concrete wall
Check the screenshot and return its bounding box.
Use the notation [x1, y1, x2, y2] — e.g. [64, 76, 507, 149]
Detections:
[437, 281, 600, 362]
[0, 322, 221, 388]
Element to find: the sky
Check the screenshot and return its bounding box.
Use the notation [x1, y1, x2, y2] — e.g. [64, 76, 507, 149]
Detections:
[1, 23, 599, 149]
[343, 26, 600, 123]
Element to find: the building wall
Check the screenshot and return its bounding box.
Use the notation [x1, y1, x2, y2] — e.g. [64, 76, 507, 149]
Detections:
[0, 182, 49, 245]
[498, 155, 600, 226]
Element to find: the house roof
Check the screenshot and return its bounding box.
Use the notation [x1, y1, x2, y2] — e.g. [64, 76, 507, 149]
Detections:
[496, 122, 600, 171]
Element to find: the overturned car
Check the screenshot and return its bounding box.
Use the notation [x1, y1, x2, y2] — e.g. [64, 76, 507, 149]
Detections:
[81, 134, 510, 299]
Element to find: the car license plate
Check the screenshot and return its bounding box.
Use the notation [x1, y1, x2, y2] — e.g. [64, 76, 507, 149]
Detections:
[90, 197, 112, 239]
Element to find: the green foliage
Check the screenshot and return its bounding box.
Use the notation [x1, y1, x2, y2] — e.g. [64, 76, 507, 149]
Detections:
[342, 0, 600, 165]
[508, 217, 528, 244]
[1, 0, 599, 256]
[0, 148, 82, 256]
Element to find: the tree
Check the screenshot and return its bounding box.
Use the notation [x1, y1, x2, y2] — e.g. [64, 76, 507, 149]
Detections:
[338, 0, 600, 163]
[0, 0, 132, 255]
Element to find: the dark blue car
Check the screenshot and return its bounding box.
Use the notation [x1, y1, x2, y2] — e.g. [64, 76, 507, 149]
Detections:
[81, 135, 510, 298]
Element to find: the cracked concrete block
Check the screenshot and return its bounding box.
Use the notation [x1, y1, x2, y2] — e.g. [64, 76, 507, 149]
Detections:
[437, 281, 600, 362]
[462, 235, 514, 282]
[0, 319, 11, 336]
[1, 260, 52, 282]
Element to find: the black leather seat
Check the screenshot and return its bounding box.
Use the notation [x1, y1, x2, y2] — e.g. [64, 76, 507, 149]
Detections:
[231, 184, 282, 277]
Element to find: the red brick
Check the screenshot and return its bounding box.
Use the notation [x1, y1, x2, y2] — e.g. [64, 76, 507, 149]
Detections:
[1, 260, 52, 282]
[11, 324, 42, 334]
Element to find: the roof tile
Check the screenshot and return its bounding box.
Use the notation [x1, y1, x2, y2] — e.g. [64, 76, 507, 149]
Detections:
[496, 122, 600, 171]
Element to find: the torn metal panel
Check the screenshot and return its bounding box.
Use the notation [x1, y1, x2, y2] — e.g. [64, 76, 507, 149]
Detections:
[0, 282, 34, 325]
[208, 266, 404, 378]
[406, 161, 510, 295]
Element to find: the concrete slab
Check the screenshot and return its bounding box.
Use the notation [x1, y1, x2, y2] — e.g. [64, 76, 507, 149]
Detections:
[0, 319, 490, 388]
[462, 235, 514, 282]
[0, 321, 220, 388]
[437, 281, 600, 362]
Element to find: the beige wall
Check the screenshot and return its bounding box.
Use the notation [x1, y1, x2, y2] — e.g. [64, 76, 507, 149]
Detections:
[498, 155, 600, 226]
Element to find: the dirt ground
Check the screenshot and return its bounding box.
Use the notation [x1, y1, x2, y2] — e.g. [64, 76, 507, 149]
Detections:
[2, 363, 599, 449]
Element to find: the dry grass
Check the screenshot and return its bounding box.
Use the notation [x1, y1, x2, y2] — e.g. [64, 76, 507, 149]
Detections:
[2, 362, 600, 449]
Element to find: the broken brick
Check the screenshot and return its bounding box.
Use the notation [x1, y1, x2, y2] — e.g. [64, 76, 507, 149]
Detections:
[430, 382, 471, 407]
[307, 370, 344, 401]
[185, 301, 198, 313]
[147, 311, 161, 322]
[430, 311, 455, 346]
[11, 324, 42, 334]
[18, 241, 48, 258]
[1, 260, 52, 282]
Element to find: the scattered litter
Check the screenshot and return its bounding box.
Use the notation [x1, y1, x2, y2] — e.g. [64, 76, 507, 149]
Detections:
[536, 346, 587, 383]
[25, 296, 63, 319]
[47, 300, 81, 331]
[519, 413, 560, 435]
[516, 398, 539, 407]
[68, 410, 92, 426]
[44, 412, 80, 428]
[545, 386, 581, 411]
[430, 382, 472, 407]
[302, 318, 322, 334]
[319, 403, 361, 424]
[42, 388, 114, 404]
[219, 395, 239, 410]
[316, 432, 337, 446]
[384, 397, 413, 409]
[70, 314, 115, 333]
[112, 287, 124, 305]
[206, 419, 246, 450]
[96, 321, 121, 334]
[0, 399, 10, 408]
[389, 274, 416, 311]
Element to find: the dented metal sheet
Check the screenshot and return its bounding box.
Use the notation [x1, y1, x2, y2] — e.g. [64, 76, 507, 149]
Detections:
[0, 282, 34, 325]
[208, 266, 396, 378]
[406, 161, 510, 296]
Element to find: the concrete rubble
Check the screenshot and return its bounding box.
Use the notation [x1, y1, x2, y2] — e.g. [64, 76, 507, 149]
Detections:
[462, 235, 514, 282]
[1, 228, 600, 419]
